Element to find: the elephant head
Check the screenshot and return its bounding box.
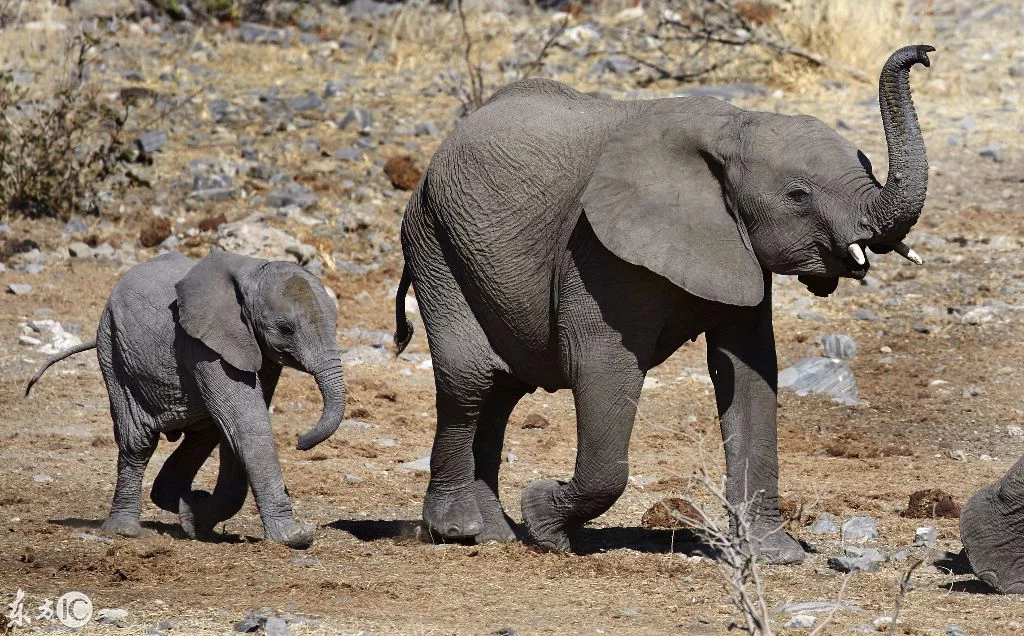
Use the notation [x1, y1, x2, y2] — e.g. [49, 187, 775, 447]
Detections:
[175, 249, 346, 451]
[583, 45, 934, 303]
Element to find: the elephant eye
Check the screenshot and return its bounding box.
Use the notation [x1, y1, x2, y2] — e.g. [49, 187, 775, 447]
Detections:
[277, 321, 294, 336]
[787, 187, 810, 203]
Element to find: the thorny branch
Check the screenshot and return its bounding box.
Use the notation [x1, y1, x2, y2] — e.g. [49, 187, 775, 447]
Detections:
[455, 0, 485, 112]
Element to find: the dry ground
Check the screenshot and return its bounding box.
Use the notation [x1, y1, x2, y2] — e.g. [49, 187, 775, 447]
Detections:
[2, 0, 1024, 633]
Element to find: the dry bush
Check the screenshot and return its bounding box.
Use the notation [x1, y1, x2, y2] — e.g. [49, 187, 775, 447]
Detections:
[773, 0, 910, 75]
[0, 35, 133, 220]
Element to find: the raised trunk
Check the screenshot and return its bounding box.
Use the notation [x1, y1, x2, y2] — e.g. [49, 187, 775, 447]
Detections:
[865, 44, 934, 246]
[296, 359, 346, 451]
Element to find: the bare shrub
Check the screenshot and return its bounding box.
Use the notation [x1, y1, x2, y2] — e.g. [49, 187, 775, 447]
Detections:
[0, 35, 133, 220]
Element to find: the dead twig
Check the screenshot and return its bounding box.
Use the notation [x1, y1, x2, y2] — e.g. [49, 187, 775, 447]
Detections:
[517, 14, 571, 79]
[455, 0, 485, 112]
[888, 554, 927, 633]
[809, 571, 855, 636]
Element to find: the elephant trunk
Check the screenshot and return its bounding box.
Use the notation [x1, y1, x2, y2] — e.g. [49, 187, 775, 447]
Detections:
[864, 44, 934, 249]
[296, 355, 346, 451]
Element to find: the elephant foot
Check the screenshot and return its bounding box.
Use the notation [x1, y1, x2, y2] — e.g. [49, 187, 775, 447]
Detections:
[521, 480, 575, 553]
[473, 480, 517, 544]
[748, 522, 806, 564]
[178, 490, 216, 540]
[960, 484, 1024, 594]
[423, 484, 484, 539]
[101, 513, 143, 538]
[264, 518, 316, 549]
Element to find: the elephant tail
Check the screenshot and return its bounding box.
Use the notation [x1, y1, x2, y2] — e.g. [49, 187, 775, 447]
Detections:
[25, 339, 98, 397]
[394, 264, 415, 355]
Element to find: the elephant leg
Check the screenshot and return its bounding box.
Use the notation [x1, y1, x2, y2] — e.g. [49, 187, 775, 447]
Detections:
[150, 425, 220, 513]
[179, 440, 248, 540]
[471, 382, 528, 544]
[191, 347, 314, 549]
[522, 366, 643, 552]
[705, 281, 806, 564]
[102, 395, 159, 538]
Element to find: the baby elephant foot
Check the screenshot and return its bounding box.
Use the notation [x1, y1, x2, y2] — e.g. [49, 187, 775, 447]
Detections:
[264, 518, 316, 549]
[748, 523, 806, 565]
[178, 490, 215, 540]
[101, 513, 143, 538]
[521, 480, 575, 553]
[423, 485, 484, 539]
[472, 481, 517, 544]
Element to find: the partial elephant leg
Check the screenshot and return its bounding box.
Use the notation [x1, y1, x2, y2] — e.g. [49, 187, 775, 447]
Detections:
[705, 281, 805, 564]
[179, 440, 248, 539]
[522, 363, 644, 552]
[102, 399, 160, 537]
[960, 457, 1024, 593]
[471, 381, 528, 543]
[190, 347, 314, 549]
[150, 426, 220, 513]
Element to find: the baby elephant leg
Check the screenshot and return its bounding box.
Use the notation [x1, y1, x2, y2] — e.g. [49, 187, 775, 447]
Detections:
[102, 402, 160, 538]
[179, 441, 248, 540]
[150, 426, 220, 513]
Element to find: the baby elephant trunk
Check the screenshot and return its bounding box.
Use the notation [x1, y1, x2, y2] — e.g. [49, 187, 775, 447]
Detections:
[296, 356, 346, 451]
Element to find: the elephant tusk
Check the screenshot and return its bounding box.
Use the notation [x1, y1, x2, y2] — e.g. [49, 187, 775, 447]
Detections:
[893, 241, 923, 265]
[847, 244, 866, 266]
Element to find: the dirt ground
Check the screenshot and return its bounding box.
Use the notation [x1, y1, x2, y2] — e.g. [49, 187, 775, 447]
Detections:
[2, 0, 1024, 634]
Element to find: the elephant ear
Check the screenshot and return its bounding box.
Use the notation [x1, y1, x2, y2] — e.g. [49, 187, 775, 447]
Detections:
[176, 249, 266, 373]
[581, 113, 764, 306]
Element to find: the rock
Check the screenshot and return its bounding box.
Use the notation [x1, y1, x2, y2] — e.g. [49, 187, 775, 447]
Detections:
[383, 155, 422, 191]
[915, 526, 937, 547]
[341, 344, 389, 366]
[135, 130, 167, 155]
[68, 241, 92, 258]
[71, 531, 113, 544]
[902, 488, 960, 519]
[821, 334, 857, 359]
[341, 419, 374, 429]
[521, 413, 550, 429]
[784, 614, 816, 629]
[591, 55, 638, 76]
[335, 147, 363, 162]
[641, 498, 700, 530]
[217, 221, 302, 260]
[642, 376, 663, 391]
[7, 283, 32, 296]
[845, 546, 886, 563]
[853, 307, 878, 321]
[944, 625, 968, 636]
[344, 474, 363, 484]
[778, 357, 859, 406]
[827, 555, 879, 573]
[140, 217, 173, 248]
[841, 516, 878, 541]
[377, 437, 397, 448]
[264, 617, 291, 636]
[414, 121, 440, 137]
[24, 263, 44, 275]
[96, 608, 129, 626]
[397, 455, 431, 472]
[777, 601, 862, 615]
[1011, 65, 1024, 78]
[285, 243, 318, 265]
[339, 107, 373, 134]
[962, 385, 986, 398]
[239, 22, 288, 45]
[19, 335, 42, 346]
[808, 512, 839, 535]
[290, 93, 323, 112]
[873, 616, 898, 629]
[504, 451, 517, 463]
[233, 608, 272, 633]
[265, 182, 317, 210]
[32, 474, 53, 483]
[979, 144, 1004, 162]
[1008, 425, 1024, 437]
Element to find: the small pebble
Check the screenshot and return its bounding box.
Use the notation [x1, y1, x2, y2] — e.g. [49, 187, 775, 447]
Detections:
[7, 283, 32, 296]
[784, 614, 817, 629]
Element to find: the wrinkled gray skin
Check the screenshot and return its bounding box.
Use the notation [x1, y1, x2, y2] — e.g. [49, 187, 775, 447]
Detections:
[961, 458, 1024, 593]
[25, 250, 345, 548]
[395, 46, 933, 561]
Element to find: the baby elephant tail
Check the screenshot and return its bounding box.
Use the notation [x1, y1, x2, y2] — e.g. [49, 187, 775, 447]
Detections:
[25, 340, 97, 397]
[394, 264, 415, 355]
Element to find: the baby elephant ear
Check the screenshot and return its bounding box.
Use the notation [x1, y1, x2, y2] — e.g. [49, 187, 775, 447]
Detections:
[582, 113, 764, 307]
[176, 250, 266, 373]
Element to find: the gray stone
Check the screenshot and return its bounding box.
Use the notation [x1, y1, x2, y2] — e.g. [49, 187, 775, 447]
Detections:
[24, 263, 44, 275]
[290, 93, 323, 112]
[63, 218, 88, 235]
[591, 55, 638, 76]
[778, 357, 859, 406]
[853, 308, 878, 321]
[341, 419, 374, 429]
[827, 555, 879, 573]
[188, 188, 238, 202]
[264, 617, 291, 636]
[344, 474, 364, 484]
[784, 614, 816, 629]
[239, 22, 288, 45]
[265, 182, 317, 210]
[339, 108, 373, 134]
[1011, 65, 1024, 78]
[944, 626, 968, 636]
[193, 172, 232, 191]
[96, 608, 130, 625]
[842, 516, 879, 541]
[324, 80, 346, 98]
[71, 531, 113, 544]
[335, 147, 362, 162]
[821, 334, 857, 359]
[68, 242, 92, 258]
[777, 601, 862, 615]
[914, 526, 937, 547]
[285, 243, 318, 265]
[809, 512, 839, 535]
[160, 235, 180, 250]
[341, 344, 389, 366]
[979, 144, 1004, 162]
[414, 121, 440, 137]
[135, 130, 168, 154]
[7, 283, 32, 296]
[397, 455, 431, 472]
[845, 546, 886, 562]
[0, 223, 12, 235]
[92, 243, 115, 258]
[345, 0, 397, 22]
[32, 473, 53, 483]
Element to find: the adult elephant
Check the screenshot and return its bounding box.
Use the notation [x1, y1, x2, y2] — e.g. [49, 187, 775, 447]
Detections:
[395, 45, 934, 561]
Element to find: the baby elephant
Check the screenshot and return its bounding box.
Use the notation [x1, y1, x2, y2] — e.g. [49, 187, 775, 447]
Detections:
[26, 250, 346, 548]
